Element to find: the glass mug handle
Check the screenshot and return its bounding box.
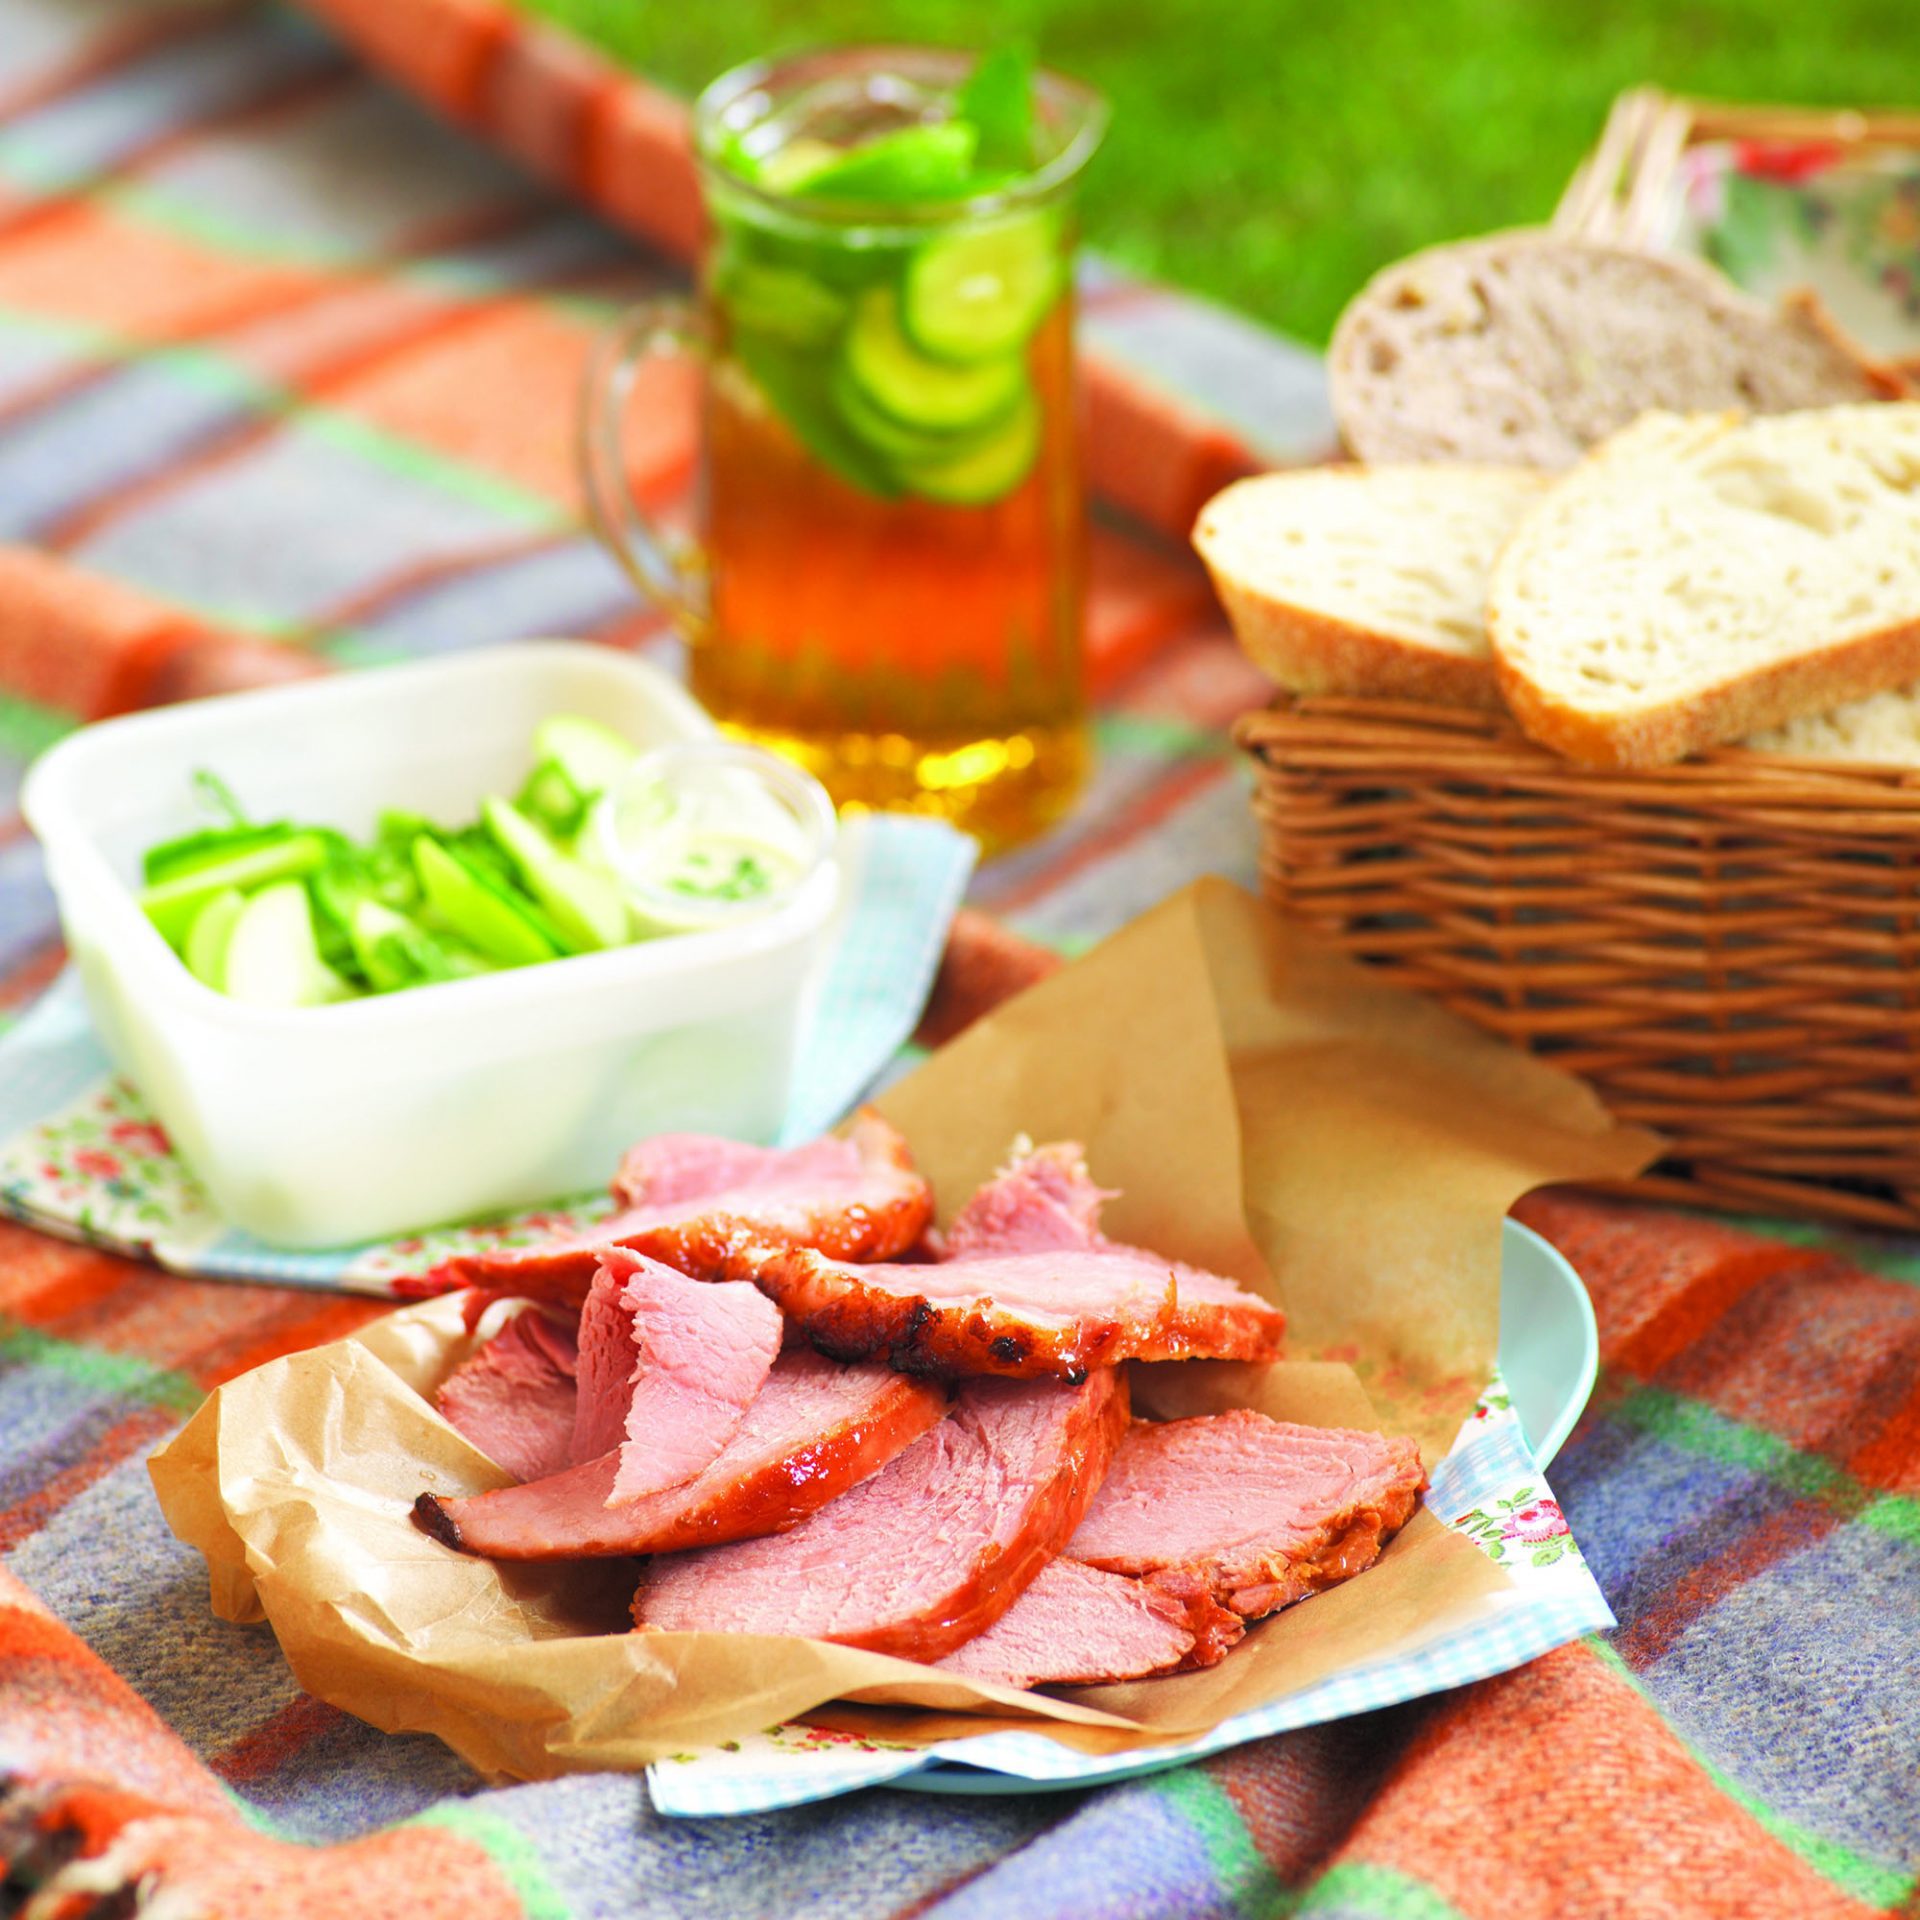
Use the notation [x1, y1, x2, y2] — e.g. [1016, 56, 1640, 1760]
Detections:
[580, 300, 710, 639]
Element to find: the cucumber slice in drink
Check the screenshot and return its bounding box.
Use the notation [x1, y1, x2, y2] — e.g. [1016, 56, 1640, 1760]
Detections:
[843, 287, 1023, 431]
[221, 882, 355, 1008]
[896, 390, 1040, 505]
[786, 122, 978, 202]
[183, 888, 246, 991]
[713, 249, 849, 347]
[830, 360, 989, 464]
[902, 211, 1062, 362]
[482, 796, 629, 952]
[731, 332, 900, 499]
[413, 837, 562, 968]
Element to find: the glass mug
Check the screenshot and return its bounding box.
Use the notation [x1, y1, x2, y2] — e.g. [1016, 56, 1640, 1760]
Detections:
[581, 48, 1108, 855]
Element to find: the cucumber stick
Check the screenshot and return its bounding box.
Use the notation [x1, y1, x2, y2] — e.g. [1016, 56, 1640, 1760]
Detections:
[141, 831, 330, 948]
[221, 883, 354, 1008]
[413, 837, 562, 968]
[531, 715, 639, 802]
[183, 889, 246, 991]
[482, 797, 629, 952]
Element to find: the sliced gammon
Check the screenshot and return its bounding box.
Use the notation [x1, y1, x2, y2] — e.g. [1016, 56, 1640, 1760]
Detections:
[1067, 1412, 1426, 1618]
[413, 1347, 946, 1560]
[629, 1369, 1129, 1662]
[571, 1250, 781, 1502]
[935, 1559, 1244, 1690]
[421, 1111, 932, 1307]
[433, 1309, 578, 1483]
[730, 1241, 1283, 1381]
[942, 1141, 1113, 1259]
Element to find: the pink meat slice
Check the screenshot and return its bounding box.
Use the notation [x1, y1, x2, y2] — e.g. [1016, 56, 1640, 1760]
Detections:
[730, 1241, 1284, 1382]
[943, 1141, 1114, 1259]
[1068, 1412, 1427, 1618]
[630, 1369, 1130, 1663]
[414, 1347, 947, 1560]
[433, 1309, 579, 1484]
[936, 1559, 1245, 1691]
[571, 1249, 782, 1503]
[419, 1111, 932, 1308]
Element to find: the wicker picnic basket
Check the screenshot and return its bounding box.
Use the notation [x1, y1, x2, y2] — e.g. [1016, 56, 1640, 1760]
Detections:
[1228, 89, 1920, 1229]
[1236, 698, 1920, 1231]
[1553, 86, 1920, 250]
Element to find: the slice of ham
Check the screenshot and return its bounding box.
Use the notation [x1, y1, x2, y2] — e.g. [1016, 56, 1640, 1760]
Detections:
[421, 1111, 933, 1309]
[935, 1559, 1244, 1691]
[413, 1347, 946, 1560]
[1067, 1412, 1427, 1618]
[433, 1309, 578, 1483]
[729, 1242, 1284, 1381]
[942, 1140, 1114, 1260]
[726, 1140, 1282, 1380]
[629, 1369, 1128, 1662]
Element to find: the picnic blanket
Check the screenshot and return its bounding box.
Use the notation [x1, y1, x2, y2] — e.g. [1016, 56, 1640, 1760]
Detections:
[0, 3, 1914, 1915]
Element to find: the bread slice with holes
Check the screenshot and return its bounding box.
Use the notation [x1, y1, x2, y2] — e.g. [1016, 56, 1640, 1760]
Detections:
[1330, 233, 1903, 470]
[1748, 681, 1920, 763]
[1193, 466, 1546, 709]
[1488, 404, 1920, 769]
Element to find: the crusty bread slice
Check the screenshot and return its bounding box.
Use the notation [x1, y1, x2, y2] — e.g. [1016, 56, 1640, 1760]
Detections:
[1488, 405, 1920, 769]
[1330, 232, 1902, 469]
[1193, 466, 1546, 709]
[1748, 680, 1920, 763]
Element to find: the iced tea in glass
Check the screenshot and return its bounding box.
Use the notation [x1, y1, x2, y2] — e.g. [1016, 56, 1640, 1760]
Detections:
[583, 48, 1107, 853]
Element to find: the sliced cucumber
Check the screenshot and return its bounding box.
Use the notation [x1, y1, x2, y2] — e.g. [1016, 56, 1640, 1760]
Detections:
[221, 882, 354, 1008]
[896, 390, 1040, 505]
[786, 122, 979, 202]
[183, 888, 246, 991]
[843, 287, 1024, 431]
[140, 831, 331, 949]
[731, 330, 900, 499]
[531, 715, 638, 801]
[351, 899, 494, 991]
[413, 837, 561, 968]
[902, 211, 1062, 362]
[516, 757, 588, 841]
[830, 360, 989, 465]
[143, 822, 290, 888]
[482, 797, 629, 953]
[714, 254, 849, 347]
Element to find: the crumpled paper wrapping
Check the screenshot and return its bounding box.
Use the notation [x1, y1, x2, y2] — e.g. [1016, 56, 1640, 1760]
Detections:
[151, 879, 1657, 1778]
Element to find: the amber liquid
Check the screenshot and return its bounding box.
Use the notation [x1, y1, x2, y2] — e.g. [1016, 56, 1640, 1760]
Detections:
[692, 300, 1088, 856]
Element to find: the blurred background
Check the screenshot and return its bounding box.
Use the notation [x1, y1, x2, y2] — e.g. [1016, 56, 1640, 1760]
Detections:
[533, 0, 1918, 343]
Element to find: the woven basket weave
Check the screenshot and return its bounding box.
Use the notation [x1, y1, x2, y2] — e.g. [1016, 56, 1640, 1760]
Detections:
[1238, 697, 1920, 1230]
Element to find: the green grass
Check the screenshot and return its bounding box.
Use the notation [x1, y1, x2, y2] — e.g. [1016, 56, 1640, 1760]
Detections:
[530, 0, 1918, 343]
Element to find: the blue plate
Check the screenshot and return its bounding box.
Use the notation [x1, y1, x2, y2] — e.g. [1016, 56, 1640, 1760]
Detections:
[893, 1217, 1595, 1797]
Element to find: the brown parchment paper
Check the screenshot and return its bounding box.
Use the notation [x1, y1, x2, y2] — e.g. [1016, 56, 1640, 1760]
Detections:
[150, 879, 1658, 1781]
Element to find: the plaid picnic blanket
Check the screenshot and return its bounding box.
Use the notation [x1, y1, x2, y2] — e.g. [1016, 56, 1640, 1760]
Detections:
[0, 4, 1914, 1915]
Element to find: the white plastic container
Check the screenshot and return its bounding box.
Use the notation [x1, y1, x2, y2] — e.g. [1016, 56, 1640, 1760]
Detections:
[21, 643, 841, 1248]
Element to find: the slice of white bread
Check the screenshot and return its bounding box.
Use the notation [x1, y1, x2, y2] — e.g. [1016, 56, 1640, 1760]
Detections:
[1193, 466, 1547, 709]
[1330, 233, 1902, 470]
[1488, 405, 1920, 769]
[1748, 682, 1920, 762]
